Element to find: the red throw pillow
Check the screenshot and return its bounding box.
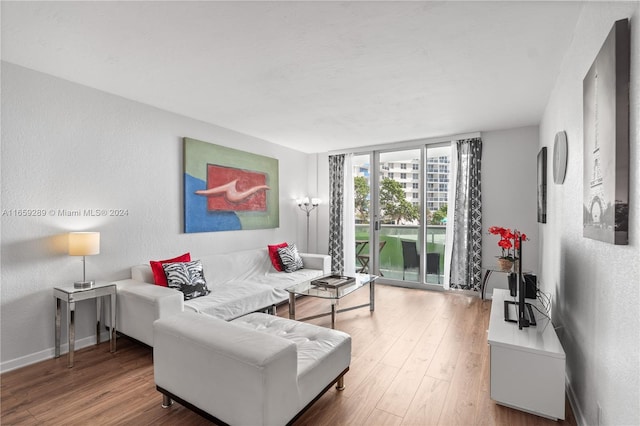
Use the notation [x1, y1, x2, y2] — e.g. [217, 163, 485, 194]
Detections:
[150, 253, 191, 286]
[267, 242, 288, 271]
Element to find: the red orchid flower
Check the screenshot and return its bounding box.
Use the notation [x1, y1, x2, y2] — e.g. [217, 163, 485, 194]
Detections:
[488, 226, 503, 235]
[498, 239, 512, 249]
[489, 226, 528, 260]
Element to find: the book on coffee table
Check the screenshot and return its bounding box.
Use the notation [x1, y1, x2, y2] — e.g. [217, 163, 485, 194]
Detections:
[310, 275, 355, 289]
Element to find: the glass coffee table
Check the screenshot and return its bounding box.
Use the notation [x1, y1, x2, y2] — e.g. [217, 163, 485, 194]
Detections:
[286, 273, 378, 329]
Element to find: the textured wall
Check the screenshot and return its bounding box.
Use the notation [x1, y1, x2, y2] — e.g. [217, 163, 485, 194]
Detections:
[0, 62, 313, 370]
[539, 3, 639, 425]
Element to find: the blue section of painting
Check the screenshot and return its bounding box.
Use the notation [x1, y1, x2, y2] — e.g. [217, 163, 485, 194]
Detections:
[184, 173, 241, 233]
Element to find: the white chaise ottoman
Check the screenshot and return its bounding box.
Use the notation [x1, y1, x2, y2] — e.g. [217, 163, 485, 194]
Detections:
[153, 311, 351, 426]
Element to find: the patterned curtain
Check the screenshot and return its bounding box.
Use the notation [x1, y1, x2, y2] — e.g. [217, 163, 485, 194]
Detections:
[328, 154, 345, 274]
[450, 138, 483, 291]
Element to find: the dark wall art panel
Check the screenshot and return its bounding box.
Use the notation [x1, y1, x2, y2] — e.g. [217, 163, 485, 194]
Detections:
[538, 147, 547, 224]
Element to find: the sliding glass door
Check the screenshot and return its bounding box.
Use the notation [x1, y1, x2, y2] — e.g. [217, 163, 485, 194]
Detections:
[352, 144, 451, 289]
[424, 145, 451, 285]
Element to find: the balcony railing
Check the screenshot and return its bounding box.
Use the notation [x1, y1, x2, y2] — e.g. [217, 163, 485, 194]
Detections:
[355, 224, 446, 284]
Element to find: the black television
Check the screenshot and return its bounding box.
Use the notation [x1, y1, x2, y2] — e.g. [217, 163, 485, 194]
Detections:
[504, 235, 536, 329]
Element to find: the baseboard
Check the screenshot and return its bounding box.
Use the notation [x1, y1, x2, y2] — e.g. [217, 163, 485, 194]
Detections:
[566, 374, 586, 426]
[0, 331, 111, 373]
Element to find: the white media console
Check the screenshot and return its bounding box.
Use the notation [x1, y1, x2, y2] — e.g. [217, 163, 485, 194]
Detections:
[488, 288, 566, 420]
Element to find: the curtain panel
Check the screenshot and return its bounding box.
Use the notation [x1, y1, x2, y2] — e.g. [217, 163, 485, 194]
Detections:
[342, 154, 356, 276]
[450, 138, 483, 291]
[328, 154, 345, 274]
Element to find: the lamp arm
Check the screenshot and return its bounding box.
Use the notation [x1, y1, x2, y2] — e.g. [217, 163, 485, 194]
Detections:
[297, 204, 318, 215]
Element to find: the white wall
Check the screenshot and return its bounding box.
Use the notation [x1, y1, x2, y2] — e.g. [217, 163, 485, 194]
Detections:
[0, 62, 312, 371]
[481, 126, 540, 295]
[314, 125, 539, 292]
[539, 3, 639, 425]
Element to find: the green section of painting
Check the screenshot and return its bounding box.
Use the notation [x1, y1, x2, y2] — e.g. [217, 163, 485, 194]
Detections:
[184, 137, 279, 229]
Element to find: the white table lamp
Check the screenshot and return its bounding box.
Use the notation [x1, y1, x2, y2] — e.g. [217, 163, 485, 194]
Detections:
[69, 232, 100, 288]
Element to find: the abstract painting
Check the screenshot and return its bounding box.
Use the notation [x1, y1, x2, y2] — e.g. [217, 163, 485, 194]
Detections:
[582, 19, 629, 245]
[184, 137, 279, 233]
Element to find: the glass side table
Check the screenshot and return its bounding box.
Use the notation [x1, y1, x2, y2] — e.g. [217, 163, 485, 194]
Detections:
[480, 267, 532, 300]
[53, 281, 116, 367]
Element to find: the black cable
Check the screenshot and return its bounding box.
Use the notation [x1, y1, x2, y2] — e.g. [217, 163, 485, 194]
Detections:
[531, 303, 551, 321]
[536, 288, 552, 315]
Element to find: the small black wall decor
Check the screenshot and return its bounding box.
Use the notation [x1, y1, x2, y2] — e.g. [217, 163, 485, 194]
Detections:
[583, 18, 630, 245]
[537, 147, 547, 224]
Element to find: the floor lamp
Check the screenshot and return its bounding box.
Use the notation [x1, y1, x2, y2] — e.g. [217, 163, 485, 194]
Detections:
[297, 197, 320, 252]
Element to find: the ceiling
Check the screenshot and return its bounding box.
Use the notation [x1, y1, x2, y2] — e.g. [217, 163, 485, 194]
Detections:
[1, 1, 583, 154]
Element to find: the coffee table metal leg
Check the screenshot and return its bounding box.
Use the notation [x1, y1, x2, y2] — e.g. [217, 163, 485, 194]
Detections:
[370, 279, 375, 311]
[330, 303, 336, 329]
[288, 292, 296, 320]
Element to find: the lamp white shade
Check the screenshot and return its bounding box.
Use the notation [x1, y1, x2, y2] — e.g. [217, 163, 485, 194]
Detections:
[68, 232, 100, 256]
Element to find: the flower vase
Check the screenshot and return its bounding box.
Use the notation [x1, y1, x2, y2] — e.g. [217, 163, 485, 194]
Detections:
[497, 258, 513, 272]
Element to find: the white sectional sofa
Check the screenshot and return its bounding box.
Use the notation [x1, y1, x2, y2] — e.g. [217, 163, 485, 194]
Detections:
[112, 247, 331, 346]
[154, 311, 351, 425]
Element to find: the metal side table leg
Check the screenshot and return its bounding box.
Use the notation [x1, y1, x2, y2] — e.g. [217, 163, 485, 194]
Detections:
[481, 270, 492, 300]
[55, 297, 61, 358]
[96, 296, 102, 346]
[110, 291, 116, 352]
[68, 300, 75, 368]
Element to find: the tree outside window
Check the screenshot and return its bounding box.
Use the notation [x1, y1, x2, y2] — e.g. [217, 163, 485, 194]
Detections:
[430, 203, 448, 225]
[380, 178, 419, 224]
[354, 176, 370, 223]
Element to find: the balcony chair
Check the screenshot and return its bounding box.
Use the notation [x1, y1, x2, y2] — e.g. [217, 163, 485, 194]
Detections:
[401, 240, 420, 280]
[426, 252, 441, 284]
[401, 240, 441, 283]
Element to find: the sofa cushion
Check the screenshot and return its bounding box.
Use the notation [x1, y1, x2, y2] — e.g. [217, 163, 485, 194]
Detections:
[163, 260, 210, 300]
[278, 244, 304, 273]
[267, 242, 288, 271]
[150, 252, 191, 286]
[199, 248, 273, 287]
[231, 313, 351, 407]
[184, 281, 280, 320]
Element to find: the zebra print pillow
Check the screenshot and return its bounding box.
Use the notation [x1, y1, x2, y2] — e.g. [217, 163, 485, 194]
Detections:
[162, 260, 210, 300]
[277, 244, 304, 273]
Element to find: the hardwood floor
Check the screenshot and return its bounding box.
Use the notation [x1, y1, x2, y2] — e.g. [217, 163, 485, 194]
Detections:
[1, 285, 576, 425]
